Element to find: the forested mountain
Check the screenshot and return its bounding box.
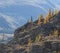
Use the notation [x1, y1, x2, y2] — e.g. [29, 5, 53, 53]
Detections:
[0, 10, 60, 53]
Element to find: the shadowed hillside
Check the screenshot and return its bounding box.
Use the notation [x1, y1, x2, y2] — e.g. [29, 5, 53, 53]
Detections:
[0, 9, 60, 53]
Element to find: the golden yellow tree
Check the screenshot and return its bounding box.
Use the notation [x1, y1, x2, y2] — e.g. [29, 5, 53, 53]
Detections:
[48, 9, 52, 17]
[28, 38, 32, 46]
[44, 9, 53, 24]
[54, 10, 59, 15]
[35, 34, 41, 42]
[53, 29, 58, 37]
[27, 38, 32, 52]
[47, 9, 53, 21]
[37, 14, 43, 25]
[44, 15, 48, 24]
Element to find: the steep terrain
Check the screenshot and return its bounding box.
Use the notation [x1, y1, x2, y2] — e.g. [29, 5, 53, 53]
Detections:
[0, 10, 60, 53]
[14, 12, 60, 45]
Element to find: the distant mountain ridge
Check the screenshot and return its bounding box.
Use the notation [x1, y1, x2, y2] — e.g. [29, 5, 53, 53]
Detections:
[0, 13, 27, 34]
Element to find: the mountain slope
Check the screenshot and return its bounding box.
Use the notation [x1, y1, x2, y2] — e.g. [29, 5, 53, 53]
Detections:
[13, 11, 60, 45]
[0, 10, 60, 53]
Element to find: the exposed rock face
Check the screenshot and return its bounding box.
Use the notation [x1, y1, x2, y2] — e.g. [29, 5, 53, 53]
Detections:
[30, 45, 44, 53]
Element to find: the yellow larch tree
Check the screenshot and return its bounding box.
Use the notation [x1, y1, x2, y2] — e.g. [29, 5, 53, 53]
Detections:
[35, 34, 41, 42]
[54, 10, 59, 15]
[53, 29, 58, 37]
[48, 9, 52, 17]
[37, 14, 43, 25]
[28, 38, 32, 46]
[26, 38, 32, 52]
[44, 15, 48, 24]
[44, 9, 53, 24]
[47, 9, 53, 21]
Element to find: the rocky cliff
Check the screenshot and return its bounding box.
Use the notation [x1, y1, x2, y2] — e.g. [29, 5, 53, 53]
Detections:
[0, 10, 60, 53]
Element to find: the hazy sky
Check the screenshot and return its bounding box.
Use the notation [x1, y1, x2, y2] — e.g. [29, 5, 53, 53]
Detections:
[0, 0, 60, 19]
[0, 0, 60, 17]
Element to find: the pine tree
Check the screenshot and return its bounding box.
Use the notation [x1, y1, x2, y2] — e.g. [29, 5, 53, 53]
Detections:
[37, 14, 43, 25]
